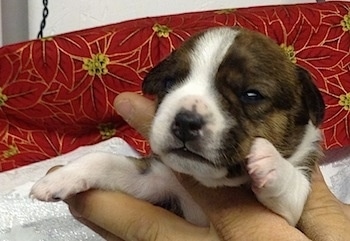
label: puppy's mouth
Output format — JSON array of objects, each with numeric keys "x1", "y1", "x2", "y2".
[{"x1": 169, "y1": 147, "x2": 211, "y2": 164}]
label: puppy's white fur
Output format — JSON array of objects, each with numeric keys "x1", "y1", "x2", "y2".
[
  {"x1": 31, "y1": 27, "x2": 323, "y2": 227},
  {"x1": 31, "y1": 152, "x2": 208, "y2": 226},
  {"x1": 150, "y1": 29, "x2": 239, "y2": 183}
]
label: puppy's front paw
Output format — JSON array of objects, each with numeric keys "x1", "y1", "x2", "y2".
[
  {"x1": 246, "y1": 138, "x2": 283, "y2": 192},
  {"x1": 30, "y1": 167, "x2": 89, "y2": 202}
]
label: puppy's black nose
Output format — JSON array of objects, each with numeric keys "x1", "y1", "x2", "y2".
[{"x1": 171, "y1": 110, "x2": 204, "y2": 142}]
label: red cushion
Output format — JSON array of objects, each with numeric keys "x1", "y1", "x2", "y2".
[{"x1": 0, "y1": 1, "x2": 349, "y2": 171}]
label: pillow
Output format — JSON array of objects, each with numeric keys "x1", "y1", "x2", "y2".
[{"x1": 0, "y1": 1, "x2": 349, "y2": 171}]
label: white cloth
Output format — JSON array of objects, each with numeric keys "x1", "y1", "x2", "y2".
[
  {"x1": 0, "y1": 138, "x2": 349, "y2": 240},
  {"x1": 0, "y1": 138, "x2": 139, "y2": 241},
  {"x1": 320, "y1": 146, "x2": 350, "y2": 204}
]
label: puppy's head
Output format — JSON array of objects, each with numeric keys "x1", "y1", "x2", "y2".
[{"x1": 143, "y1": 27, "x2": 325, "y2": 183}]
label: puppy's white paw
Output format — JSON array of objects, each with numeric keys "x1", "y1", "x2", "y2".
[
  {"x1": 246, "y1": 138, "x2": 283, "y2": 193},
  {"x1": 30, "y1": 168, "x2": 89, "y2": 202},
  {"x1": 246, "y1": 137, "x2": 312, "y2": 225}
]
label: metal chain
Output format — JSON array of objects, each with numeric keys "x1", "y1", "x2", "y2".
[{"x1": 37, "y1": 0, "x2": 49, "y2": 39}]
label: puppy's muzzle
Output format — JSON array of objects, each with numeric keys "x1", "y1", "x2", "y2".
[{"x1": 171, "y1": 110, "x2": 205, "y2": 142}]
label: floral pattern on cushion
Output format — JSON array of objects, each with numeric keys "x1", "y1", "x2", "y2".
[{"x1": 0, "y1": 2, "x2": 349, "y2": 171}]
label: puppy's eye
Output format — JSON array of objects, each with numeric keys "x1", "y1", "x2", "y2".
[
  {"x1": 240, "y1": 90, "x2": 264, "y2": 103},
  {"x1": 164, "y1": 77, "x2": 175, "y2": 92}
]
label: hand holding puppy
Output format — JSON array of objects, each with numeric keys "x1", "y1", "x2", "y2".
[{"x1": 63, "y1": 92, "x2": 350, "y2": 241}]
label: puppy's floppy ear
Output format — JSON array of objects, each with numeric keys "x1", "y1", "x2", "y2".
[
  {"x1": 142, "y1": 53, "x2": 175, "y2": 96},
  {"x1": 297, "y1": 66, "x2": 325, "y2": 126},
  {"x1": 142, "y1": 50, "x2": 190, "y2": 98}
]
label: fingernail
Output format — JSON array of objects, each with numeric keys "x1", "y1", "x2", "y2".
[
  {"x1": 115, "y1": 99, "x2": 134, "y2": 121},
  {"x1": 68, "y1": 205, "x2": 83, "y2": 218}
]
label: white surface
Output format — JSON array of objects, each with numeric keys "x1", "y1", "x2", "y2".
[
  {"x1": 0, "y1": 137, "x2": 139, "y2": 241},
  {"x1": 0, "y1": 137, "x2": 349, "y2": 240},
  {"x1": 0, "y1": 1, "x2": 2, "y2": 46},
  {"x1": 28, "y1": 0, "x2": 314, "y2": 39},
  {"x1": 321, "y1": 147, "x2": 350, "y2": 203},
  {"x1": 1, "y1": 0, "x2": 28, "y2": 45}
]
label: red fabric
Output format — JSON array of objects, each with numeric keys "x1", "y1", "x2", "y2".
[{"x1": 0, "y1": 1, "x2": 349, "y2": 171}]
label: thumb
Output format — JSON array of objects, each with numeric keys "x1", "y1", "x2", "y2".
[{"x1": 114, "y1": 92, "x2": 155, "y2": 138}]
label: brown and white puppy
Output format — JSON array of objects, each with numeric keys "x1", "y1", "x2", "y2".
[{"x1": 30, "y1": 27, "x2": 325, "y2": 226}]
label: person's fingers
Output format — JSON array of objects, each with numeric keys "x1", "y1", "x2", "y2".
[
  {"x1": 298, "y1": 166, "x2": 350, "y2": 241},
  {"x1": 179, "y1": 175, "x2": 310, "y2": 241},
  {"x1": 45, "y1": 166, "x2": 120, "y2": 240},
  {"x1": 114, "y1": 92, "x2": 155, "y2": 138},
  {"x1": 65, "y1": 189, "x2": 214, "y2": 241},
  {"x1": 341, "y1": 203, "x2": 350, "y2": 220},
  {"x1": 68, "y1": 205, "x2": 123, "y2": 241}
]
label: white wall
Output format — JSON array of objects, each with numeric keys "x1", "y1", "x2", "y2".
[
  {"x1": 0, "y1": 1, "x2": 2, "y2": 46},
  {"x1": 28, "y1": 0, "x2": 314, "y2": 40},
  {"x1": 1, "y1": 0, "x2": 28, "y2": 46}
]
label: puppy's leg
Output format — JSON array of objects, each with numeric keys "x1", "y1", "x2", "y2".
[
  {"x1": 30, "y1": 152, "x2": 208, "y2": 226},
  {"x1": 246, "y1": 138, "x2": 311, "y2": 226}
]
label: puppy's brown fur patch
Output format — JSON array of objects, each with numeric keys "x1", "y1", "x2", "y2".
[{"x1": 143, "y1": 27, "x2": 325, "y2": 179}]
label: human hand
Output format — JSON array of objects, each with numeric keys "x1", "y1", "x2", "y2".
[
  {"x1": 63, "y1": 92, "x2": 350, "y2": 241},
  {"x1": 299, "y1": 166, "x2": 350, "y2": 241}
]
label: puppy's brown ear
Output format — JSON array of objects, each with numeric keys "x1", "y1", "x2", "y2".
[
  {"x1": 297, "y1": 67, "x2": 325, "y2": 126},
  {"x1": 142, "y1": 50, "x2": 190, "y2": 99},
  {"x1": 142, "y1": 53, "x2": 175, "y2": 96}
]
